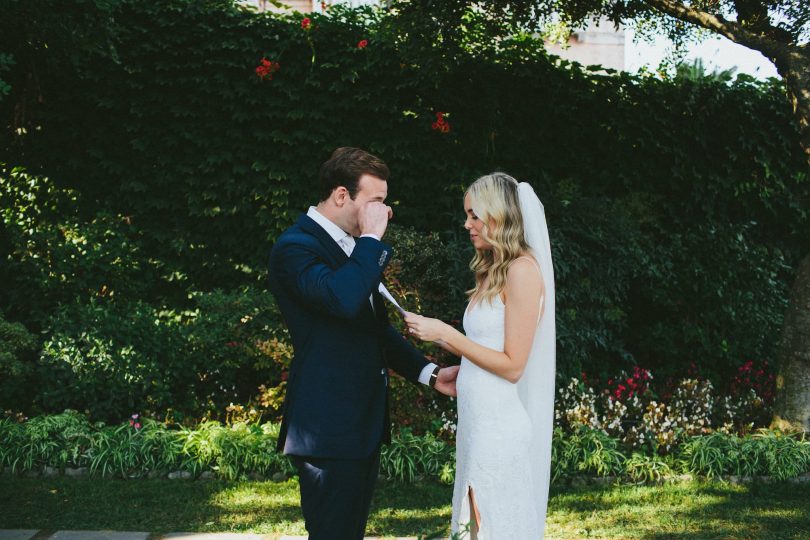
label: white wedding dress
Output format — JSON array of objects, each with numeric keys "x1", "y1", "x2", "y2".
[
  {"x1": 450, "y1": 258, "x2": 553, "y2": 539},
  {"x1": 448, "y1": 182, "x2": 556, "y2": 539}
]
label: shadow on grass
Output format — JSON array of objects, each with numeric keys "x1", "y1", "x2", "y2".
[
  {"x1": 0, "y1": 477, "x2": 303, "y2": 533},
  {"x1": 367, "y1": 480, "x2": 453, "y2": 537},
  {"x1": 4, "y1": 476, "x2": 808, "y2": 539},
  {"x1": 547, "y1": 480, "x2": 810, "y2": 540},
  {"x1": 0, "y1": 476, "x2": 454, "y2": 537}
]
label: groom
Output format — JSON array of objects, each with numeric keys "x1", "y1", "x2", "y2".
[{"x1": 268, "y1": 147, "x2": 459, "y2": 539}]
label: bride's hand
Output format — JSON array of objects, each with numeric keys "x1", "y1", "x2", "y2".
[{"x1": 404, "y1": 312, "x2": 448, "y2": 342}]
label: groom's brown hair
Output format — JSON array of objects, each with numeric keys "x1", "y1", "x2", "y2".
[{"x1": 318, "y1": 147, "x2": 389, "y2": 202}]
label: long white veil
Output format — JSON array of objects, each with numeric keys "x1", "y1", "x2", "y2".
[{"x1": 516, "y1": 181, "x2": 556, "y2": 536}]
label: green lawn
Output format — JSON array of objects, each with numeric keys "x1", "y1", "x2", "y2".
[{"x1": 1, "y1": 477, "x2": 808, "y2": 539}]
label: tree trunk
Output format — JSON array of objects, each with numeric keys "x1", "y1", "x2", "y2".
[
  {"x1": 769, "y1": 45, "x2": 810, "y2": 163},
  {"x1": 772, "y1": 253, "x2": 810, "y2": 433}
]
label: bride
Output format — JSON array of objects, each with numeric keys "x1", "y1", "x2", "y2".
[{"x1": 404, "y1": 173, "x2": 556, "y2": 539}]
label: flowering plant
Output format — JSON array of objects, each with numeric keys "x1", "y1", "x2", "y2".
[
  {"x1": 255, "y1": 58, "x2": 280, "y2": 81},
  {"x1": 557, "y1": 361, "x2": 776, "y2": 454},
  {"x1": 431, "y1": 111, "x2": 451, "y2": 133}
]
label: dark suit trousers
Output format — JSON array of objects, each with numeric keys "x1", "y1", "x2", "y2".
[{"x1": 292, "y1": 447, "x2": 382, "y2": 540}]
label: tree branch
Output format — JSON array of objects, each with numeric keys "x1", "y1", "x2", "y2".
[{"x1": 642, "y1": 0, "x2": 789, "y2": 59}]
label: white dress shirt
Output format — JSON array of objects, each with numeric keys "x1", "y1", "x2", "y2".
[{"x1": 307, "y1": 207, "x2": 437, "y2": 386}]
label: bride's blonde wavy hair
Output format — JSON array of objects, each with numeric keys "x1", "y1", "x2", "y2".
[{"x1": 466, "y1": 172, "x2": 530, "y2": 306}]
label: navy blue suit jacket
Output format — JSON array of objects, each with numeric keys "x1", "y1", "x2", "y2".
[{"x1": 268, "y1": 214, "x2": 429, "y2": 459}]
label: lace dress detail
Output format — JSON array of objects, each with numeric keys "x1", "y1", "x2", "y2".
[{"x1": 451, "y1": 261, "x2": 546, "y2": 539}]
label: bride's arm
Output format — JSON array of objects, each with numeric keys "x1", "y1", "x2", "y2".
[
  {"x1": 405, "y1": 259, "x2": 544, "y2": 383},
  {"x1": 435, "y1": 339, "x2": 462, "y2": 357}
]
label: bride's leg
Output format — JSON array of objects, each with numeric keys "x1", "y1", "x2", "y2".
[{"x1": 467, "y1": 487, "x2": 482, "y2": 539}]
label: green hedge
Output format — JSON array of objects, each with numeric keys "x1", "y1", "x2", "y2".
[
  {"x1": 1, "y1": 412, "x2": 808, "y2": 484},
  {"x1": 0, "y1": 0, "x2": 807, "y2": 420}
]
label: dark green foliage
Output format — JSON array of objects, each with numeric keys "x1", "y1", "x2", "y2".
[
  {"x1": 0, "y1": 165, "x2": 160, "y2": 329},
  {"x1": 0, "y1": 0, "x2": 807, "y2": 418},
  {"x1": 680, "y1": 429, "x2": 810, "y2": 481},
  {"x1": 3, "y1": 413, "x2": 808, "y2": 484},
  {"x1": 36, "y1": 287, "x2": 285, "y2": 423},
  {"x1": 0, "y1": 309, "x2": 38, "y2": 410}
]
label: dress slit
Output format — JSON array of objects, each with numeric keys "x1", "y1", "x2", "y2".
[{"x1": 458, "y1": 482, "x2": 485, "y2": 539}]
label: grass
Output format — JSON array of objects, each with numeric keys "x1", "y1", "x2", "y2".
[{"x1": 1, "y1": 476, "x2": 809, "y2": 539}]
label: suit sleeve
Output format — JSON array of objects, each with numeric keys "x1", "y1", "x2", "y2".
[
  {"x1": 381, "y1": 324, "x2": 429, "y2": 383},
  {"x1": 270, "y1": 235, "x2": 393, "y2": 319}
]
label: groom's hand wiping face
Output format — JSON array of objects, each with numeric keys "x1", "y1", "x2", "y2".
[
  {"x1": 358, "y1": 201, "x2": 392, "y2": 239},
  {"x1": 353, "y1": 174, "x2": 392, "y2": 238}
]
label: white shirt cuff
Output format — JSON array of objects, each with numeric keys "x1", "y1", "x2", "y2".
[
  {"x1": 360, "y1": 233, "x2": 381, "y2": 241},
  {"x1": 418, "y1": 363, "x2": 439, "y2": 385}
]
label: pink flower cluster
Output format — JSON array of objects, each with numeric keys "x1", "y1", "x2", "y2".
[
  {"x1": 606, "y1": 366, "x2": 652, "y2": 400},
  {"x1": 129, "y1": 413, "x2": 141, "y2": 429},
  {"x1": 731, "y1": 360, "x2": 775, "y2": 403}
]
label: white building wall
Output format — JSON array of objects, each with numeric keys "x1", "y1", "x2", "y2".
[{"x1": 544, "y1": 18, "x2": 625, "y2": 72}]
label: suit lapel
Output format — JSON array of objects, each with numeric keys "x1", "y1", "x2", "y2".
[{"x1": 296, "y1": 214, "x2": 349, "y2": 267}]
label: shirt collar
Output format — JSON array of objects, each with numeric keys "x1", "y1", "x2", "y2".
[{"x1": 307, "y1": 206, "x2": 351, "y2": 244}]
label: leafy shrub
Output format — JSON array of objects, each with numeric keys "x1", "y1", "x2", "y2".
[
  {"x1": 625, "y1": 452, "x2": 673, "y2": 484},
  {"x1": 0, "y1": 309, "x2": 38, "y2": 409},
  {"x1": 0, "y1": 165, "x2": 162, "y2": 330},
  {"x1": 556, "y1": 425, "x2": 627, "y2": 478},
  {"x1": 174, "y1": 420, "x2": 294, "y2": 480},
  {"x1": 752, "y1": 429, "x2": 809, "y2": 481},
  {"x1": 380, "y1": 428, "x2": 455, "y2": 483},
  {"x1": 2, "y1": 413, "x2": 808, "y2": 484},
  {"x1": 2, "y1": 410, "x2": 93, "y2": 472},
  {"x1": 679, "y1": 432, "x2": 736, "y2": 479},
  {"x1": 37, "y1": 287, "x2": 287, "y2": 422}
]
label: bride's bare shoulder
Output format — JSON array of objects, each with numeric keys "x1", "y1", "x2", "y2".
[
  {"x1": 504, "y1": 255, "x2": 544, "y2": 298},
  {"x1": 507, "y1": 254, "x2": 541, "y2": 277}
]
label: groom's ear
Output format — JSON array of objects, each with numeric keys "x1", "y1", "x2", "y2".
[{"x1": 333, "y1": 186, "x2": 350, "y2": 206}]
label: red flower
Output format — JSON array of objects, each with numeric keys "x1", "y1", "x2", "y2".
[
  {"x1": 301, "y1": 17, "x2": 312, "y2": 30},
  {"x1": 431, "y1": 111, "x2": 451, "y2": 133},
  {"x1": 357, "y1": 39, "x2": 369, "y2": 49},
  {"x1": 255, "y1": 58, "x2": 281, "y2": 81}
]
